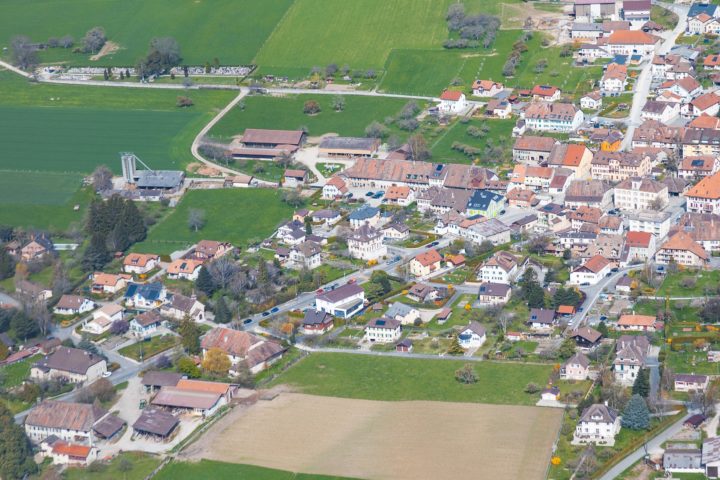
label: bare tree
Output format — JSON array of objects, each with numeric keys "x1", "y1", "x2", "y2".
[
  {"x1": 496, "y1": 312, "x2": 511, "y2": 336},
  {"x1": 91, "y1": 165, "x2": 113, "y2": 192},
  {"x1": 32, "y1": 300, "x2": 52, "y2": 336},
  {"x1": 407, "y1": 134, "x2": 430, "y2": 161},
  {"x1": 11, "y1": 36, "x2": 38, "y2": 71},
  {"x1": 187, "y1": 209, "x2": 206, "y2": 232},
  {"x1": 649, "y1": 197, "x2": 666, "y2": 211},
  {"x1": 82, "y1": 27, "x2": 106, "y2": 54},
  {"x1": 692, "y1": 385, "x2": 718, "y2": 416},
  {"x1": 207, "y1": 256, "x2": 239, "y2": 290}
]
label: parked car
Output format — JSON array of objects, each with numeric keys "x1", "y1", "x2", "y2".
[
  {"x1": 262, "y1": 311, "x2": 270, "y2": 317},
  {"x1": 243, "y1": 318, "x2": 253, "y2": 325},
  {"x1": 365, "y1": 191, "x2": 374, "y2": 197},
  {"x1": 271, "y1": 307, "x2": 279, "y2": 313}
]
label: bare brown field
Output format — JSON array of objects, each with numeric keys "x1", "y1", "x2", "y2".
[{"x1": 184, "y1": 393, "x2": 563, "y2": 480}]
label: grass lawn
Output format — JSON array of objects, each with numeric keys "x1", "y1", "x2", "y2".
[
  {"x1": 118, "y1": 335, "x2": 178, "y2": 361},
  {"x1": 657, "y1": 270, "x2": 720, "y2": 297},
  {"x1": 64, "y1": 452, "x2": 162, "y2": 480},
  {"x1": 0, "y1": 0, "x2": 292, "y2": 66},
  {"x1": 665, "y1": 349, "x2": 720, "y2": 375},
  {"x1": 0, "y1": 355, "x2": 42, "y2": 388},
  {"x1": 208, "y1": 94, "x2": 410, "y2": 141},
  {"x1": 651, "y1": 4, "x2": 679, "y2": 30},
  {"x1": 133, "y1": 189, "x2": 295, "y2": 254},
  {"x1": 156, "y1": 459, "x2": 360, "y2": 480},
  {"x1": 430, "y1": 117, "x2": 515, "y2": 164},
  {"x1": 634, "y1": 300, "x2": 701, "y2": 324},
  {"x1": 271, "y1": 352, "x2": 553, "y2": 405},
  {"x1": 378, "y1": 49, "x2": 468, "y2": 96}
]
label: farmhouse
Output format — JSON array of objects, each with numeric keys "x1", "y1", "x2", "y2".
[
  {"x1": 315, "y1": 283, "x2": 365, "y2": 319},
  {"x1": 477, "y1": 282, "x2": 512, "y2": 306},
  {"x1": 606, "y1": 30, "x2": 658, "y2": 59},
  {"x1": 322, "y1": 175, "x2": 348, "y2": 199},
  {"x1": 200, "y1": 327, "x2": 286, "y2": 374},
  {"x1": 232, "y1": 128, "x2": 305, "y2": 159},
  {"x1": 31, "y1": 347, "x2": 107, "y2": 384},
  {"x1": 655, "y1": 231, "x2": 709, "y2": 267},
  {"x1": 573, "y1": 404, "x2": 621, "y2": 446},
  {"x1": 122, "y1": 253, "x2": 159, "y2": 275},
  {"x1": 151, "y1": 385, "x2": 226, "y2": 417},
  {"x1": 675, "y1": 374, "x2": 709, "y2": 392},
  {"x1": 20, "y1": 235, "x2": 53, "y2": 261},
  {"x1": 574, "y1": 0, "x2": 618, "y2": 21},
  {"x1": 364, "y1": 317, "x2": 402, "y2": 343},
  {"x1": 318, "y1": 136, "x2": 379, "y2": 157},
  {"x1": 284, "y1": 169, "x2": 308, "y2": 188},
  {"x1": 25, "y1": 401, "x2": 109, "y2": 445},
  {"x1": 53, "y1": 295, "x2": 95, "y2": 316}
]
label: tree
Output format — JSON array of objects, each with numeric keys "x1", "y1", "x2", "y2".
[
  {"x1": 179, "y1": 317, "x2": 201, "y2": 354},
  {"x1": 138, "y1": 37, "x2": 182, "y2": 77},
  {"x1": 202, "y1": 347, "x2": 231, "y2": 376},
  {"x1": 51, "y1": 261, "x2": 72, "y2": 298},
  {"x1": 0, "y1": 248, "x2": 16, "y2": 281},
  {"x1": 0, "y1": 342, "x2": 8, "y2": 361},
  {"x1": 281, "y1": 190, "x2": 304, "y2": 208},
  {"x1": 364, "y1": 121, "x2": 388, "y2": 139},
  {"x1": 558, "y1": 338, "x2": 577, "y2": 360},
  {"x1": 11, "y1": 36, "x2": 39, "y2": 71},
  {"x1": 407, "y1": 134, "x2": 430, "y2": 161},
  {"x1": 447, "y1": 335, "x2": 465, "y2": 355},
  {"x1": 88, "y1": 378, "x2": 115, "y2": 403},
  {"x1": 596, "y1": 321, "x2": 609, "y2": 337},
  {"x1": 331, "y1": 95, "x2": 345, "y2": 112},
  {"x1": 110, "y1": 319, "x2": 129, "y2": 335},
  {"x1": 188, "y1": 209, "x2": 206, "y2": 232},
  {"x1": 196, "y1": 266, "x2": 215, "y2": 295},
  {"x1": 524, "y1": 382, "x2": 540, "y2": 394},
  {"x1": 176, "y1": 96, "x2": 194, "y2": 107},
  {"x1": 632, "y1": 368, "x2": 650, "y2": 398},
  {"x1": 176, "y1": 356, "x2": 201, "y2": 378},
  {"x1": 11, "y1": 311, "x2": 39, "y2": 341},
  {"x1": 82, "y1": 233, "x2": 111, "y2": 271},
  {"x1": 455, "y1": 364, "x2": 478, "y2": 384},
  {"x1": 692, "y1": 384, "x2": 718, "y2": 416},
  {"x1": 528, "y1": 236, "x2": 548, "y2": 255},
  {"x1": 81, "y1": 27, "x2": 106, "y2": 54},
  {"x1": 91, "y1": 165, "x2": 113, "y2": 192},
  {"x1": 701, "y1": 298, "x2": 720, "y2": 323},
  {"x1": 622, "y1": 394, "x2": 650, "y2": 430},
  {"x1": 649, "y1": 197, "x2": 666, "y2": 211},
  {"x1": 326, "y1": 63, "x2": 338, "y2": 77},
  {"x1": 303, "y1": 100, "x2": 321, "y2": 115},
  {"x1": 304, "y1": 217, "x2": 313, "y2": 235},
  {"x1": 553, "y1": 287, "x2": 581, "y2": 308},
  {"x1": 214, "y1": 297, "x2": 231, "y2": 324},
  {"x1": 0, "y1": 401, "x2": 37, "y2": 479}
]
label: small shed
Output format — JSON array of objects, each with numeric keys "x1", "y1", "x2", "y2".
[
  {"x1": 132, "y1": 408, "x2": 179, "y2": 439},
  {"x1": 396, "y1": 339, "x2": 413, "y2": 353}
]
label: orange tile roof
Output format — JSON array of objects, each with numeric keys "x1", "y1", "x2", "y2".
[
  {"x1": 123, "y1": 253, "x2": 158, "y2": 267},
  {"x1": 531, "y1": 85, "x2": 559, "y2": 97},
  {"x1": 176, "y1": 379, "x2": 231, "y2": 395},
  {"x1": 414, "y1": 249, "x2": 442, "y2": 267},
  {"x1": 692, "y1": 93, "x2": 720, "y2": 111},
  {"x1": 167, "y1": 259, "x2": 204, "y2": 275},
  {"x1": 580, "y1": 255, "x2": 611, "y2": 273},
  {"x1": 704, "y1": 54, "x2": 720, "y2": 67},
  {"x1": 607, "y1": 30, "x2": 656, "y2": 45},
  {"x1": 52, "y1": 442, "x2": 92, "y2": 458},
  {"x1": 660, "y1": 231, "x2": 709, "y2": 260},
  {"x1": 618, "y1": 314, "x2": 656, "y2": 327},
  {"x1": 689, "y1": 115, "x2": 720, "y2": 130},
  {"x1": 626, "y1": 231, "x2": 652, "y2": 247},
  {"x1": 472, "y1": 80, "x2": 502, "y2": 90},
  {"x1": 557, "y1": 305, "x2": 576, "y2": 315},
  {"x1": 385, "y1": 185, "x2": 411, "y2": 200},
  {"x1": 92, "y1": 272, "x2": 130, "y2": 287},
  {"x1": 440, "y1": 90, "x2": 463, "y2": 101},
  {"x1": 686, "y1": 171, "x2": 720, "y2": 199},
  {"x1": 563, "y1": 144, "x2": 588, "y2": 167}
]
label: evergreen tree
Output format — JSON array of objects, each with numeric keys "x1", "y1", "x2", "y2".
[
  {"x1": 622, "y1": 394, "x2": 650, "y2": 430},
  {"x1": 121, "y1": 199, "x2": 147, "y2": 244},
  {"x1": 179, "y1": 317, "x2": 201, "y2": 355},
  {"x1": 109, "y1": 221, "x2": 130, "y2": 252},
  {"x1": 214, "y1": 296, "x2": 231, "y2": 324},
  {"x1": 0, "y1": 247, "x2": 15, "y2": 280},
  {"x1": 632, "y1": 368, "x2": 650, "y2": 398},
  {"x1": 597, "y1": 321, "x2": 609, "y2": 337},
  {"x1": 304, "y1": 217, "x2": 312, "y2": 235},
  {"x1": 447, "y1": 335, "x2": 465, "y2": 355},
  {"x1": 0, "y1": 401, "x2": 36, "y2": 479},
  {"x1": 553, "y1": 287, "x2": 581, "y2": 308},
  {"x1": 82, "y1": 233, "x2": 111, "y2": 272},
  {"x1": 558, "y1": 338, "x2": 577, "y2": 360},
  {"x1": 196, "y1": 266, "x2": 215, "y2": 295},
  {"x1": 10, "y1": 311, "x2": 39, "y2": 341}
]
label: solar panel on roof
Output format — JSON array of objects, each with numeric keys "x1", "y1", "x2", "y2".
[{"x1": 691, "y1": 159, "x2": 704, "y2": 167}]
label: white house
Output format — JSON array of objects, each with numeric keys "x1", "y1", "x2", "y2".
[
  {"x1": 561, "y1": 352, "x2": 591, "y2": 380},
  {"x1": 25, "y1": 401, "x2": 110, "y2": 445},
  {"x1": 477, "y1": 282, "x2": 512, "y2": 306},
  {"x1": 288, "y1": 240, "x2": 322, "y2": 270},
  {"x1": 122, "y1": 253, "x2": 159, "y2": 275},
  {"x1": 573, "y1": 404, "x2": 622, "y2": 447},
  {"x1": 613, "y1": 335, "x2": 649, "y2": 385},
  {"x1": 322, "y1": 176, "x2": 348, "y2": 199},
  {"x1": 364, "y1": 317, "x2": 401, "y2": 343},
  {"x1": 82, "y1": 303, "x2": 123, "y2": 335},
  {"x1": 674, "y1": 374, "x2": 709, "y2": 392},
  {"x1": 477, "y1": 251, "x2": 518, "y2": 284},
  {"x1": 523, "y1": 102, "x2": 584, "y2": 133},
  {"x1": 385, "y1": 302, "x2": 421, "y2": 325},
  {"x1": 347, "y1": 224, "x2": 387, "y2": 261},
  {"x1": 570, "y1": 255, "x2": 612, "y2": 285},
  {"x1": 166, "y1": 259, "x2": 203, "y2": 281},
  {"x1": 581, "y1": 91, "x2": 603, "y2": 110},
  {"x1": 641, "y1": 101, "x2": 679, "y2": 123},
  {"x1": 160, "y1": 294, "x2": 206, "y2": 323},
  {"x1": 472, "y1": 80, "x2": 504, "y2": 97},
  {"x1": 124, "y1": 282, "x2": 167, "y2": 310},
  {"x1": 315, "y1": 283, "x2": 365, "y2": 319},
  {"x1": 129, "y1": 310, "x2": 162, "y2": 338},
  {"x1": 53, "y1": 295, "x2": 95, "y2": 316},
  {"x1": 409, "y1": 249, "x2": 443, "y2": 278},
  {"x1": 614, "y1": 177, "x2": 669, "y2": 211},
  {"x1": 438, "y1": 90, "x2": 468, "y2": 114},
  {"x1": 458, "y1": 321, "x2": 487, "y2": 349}
]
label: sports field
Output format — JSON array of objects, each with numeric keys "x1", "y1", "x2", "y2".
[
  {"x1": 208, "y1": 94, "x2": 410, "y2": 140},
  {"x1": 270, "y1": 352, "x2": 552, "y2": 405},
  {"x1": 0, "y1": 0, "x2": 292, "y2": 66},
  {"x1": 133, "y1": 189, "x2": 295, "y2": 254},
  {"x1": 183, "y1": 393, "x2": 562, "y2": 480}
]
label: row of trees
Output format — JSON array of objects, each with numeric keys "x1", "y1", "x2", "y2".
[
  {"x1": 502, "y1": 32, "x2": 532, "y2": 77},
  {"x1": 445, "y1": 3, "x2": 500, "y2": 49}
]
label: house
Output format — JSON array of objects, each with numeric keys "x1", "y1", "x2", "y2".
[
  {"x1": 365, "y1": 317, "x2": 402, "y2": 343},
  {"x1": 527, "y1": 308, "x2": 556, "y2": 330},
  {"x1": 385, "y1": 185, "x2": 414, "y2": 206},
  {"x1": 659, "y1": 76, "x2": 702, "y2": 100},
  {"x1": 674, "y1": 373, "x2": 709, "y2": 392},
  {"x1": 160, "y1": 293, "x2": 205, "y2": 323},
  {"x1": 316, "y1": 283, "x2": 365, "y2": 319},
  {"x1": 20, "y1": 235, "x2": 53, "y2": 261},
  {"x1": 417, "y1": 187, "x2": 473, "y2": 216},
  {"x1": 132, "y1": 407, "x2": 180, "y2": 439},
  {"x1": 641, "y1": 101, "x2": 679, "y2": 123},
  {"x1": 615, "y1": 275, "x2": 634, "y2": 293},
  {"x1": 574, "y1": 0, "x2": 618, "y2": 21},
  {"x1": 506, "y1": 188, "x2": 538, "y2": 208},
  {"x1": 15, "y1": 279, "x2": 52, "y2": 301},
  {"x1": 614, "y1": 177, "x2": 668, "y2": 211},
  {"x1": 485, "y1": 98, "x2": 512, "y2": 118},
  {"x1": 663, "y1": 444, "x2": 703, "y2": 474},
  {"x1": 523, "y1": 102, "x2": 584, "y2": 132},
  {"x1": 289, "y1": 240, "x2": 322, "y2": 270},
  {"x1": 300, "y1": 310, "x2": 333, "y2": 335},
  {"x1": 458, "y1": 321, "x2": 487, "y2": 349},
  {"x1": 687, "y1": 12, "x2": 720, "y2": 34},
  {"x1": 617, "y1": 313, "x2": 657, "y2": 332},
  {"x1": 382, "y1": 222, "x2": 410, "y2": 240},
  {"x1": 322, "y1": 175, "x2": 349, "y2": 199},
  {"x1": 561, "y1": 352, "x2": 591, "y2": 380},
  {"x1": 682, "y1": 129, "x2": 720, "y2": 159},
  {"x1": 606, "y1": 30, "x2": 658, "y2": 59},
  {"x1": 472, "y1": 79, "x2": 504, "y2": 97},
  {"x1": 627, "y1": 209, "x2": 673, "y2": 237},
  {"x1": 318, "y1": 136, "x2": 379, "y2": 158},
  {"x1": 613, "y1": 334, "x2": 649, "y2": 385},
  {"x1": 685, "y1": 171, "x2": 720, "y2": 214},
  {"x1": 91, "y1": 272, "x2": 130, "y2": 294},
  {"x1": 465, "y1": 189, "x2": 505, "y2": 218},
  {"x1": 705, "y1": 53, "x2": 720, "y2": 70},
  {"x1": 82, "y1": 304, "x2": 123, "y2": 335},
  {"x1": 623, "y1": 0, "x2": 651, "y2": 26},
  {"x1": 462, "y1": 218, "x2": 512, "y2": 245},
  {"x1": 570, "y1": 255, "x2": 612, "y2": 285},
  {"x1": 477, "y1": 251, "x2": 518, "y2": 284},
  {"x1": 410, "y1": 249, "x2": 443, "y2": 277},
  {"x1": 396, "y1": 339, "x2": 413, "y2": 353},
  {"x1": 53, "y1": 295, "x2": 95, "y2": 316},
  {"x1": 124, "y1": 282, "x2": 167, "y2": 310},
  {"x1": 438, "y1": 90, "x2": 468, "y2": 114},
  {"x1": 311, "y1": 209, "x2": 342, "y2": 226},
  {"x1": 673, "y1": 212, "x2": 720, "y2": 252},
  {"x1": 531, "y1": 85, "x2": 562, "y2": 102},
  {"x1": 200, "y1": 327, "x2": 286, "y2": 374},
  {"x1": 189, "y1": 240, "x2": 233, "y2": 261},
  {"x1": 25, "y1": 401, "x2": 109, "y2": 445},
  {"x1": 129, "y1": 310, "x2": 163, "y2": 338},
  {"x1": 385, "y1": 302, "x2": 421, "y2": 325},
  {"x1": 601, "y1": 64, "x2": 628, "y2": 95},
  {"x1": 41, "y1": 438, "x2": 98, "y2": 466},
  {"x1": 122, "y1": 253, "x2": 159, "y2": 275},
  {"x1": 679, "y1": 155, "x2": 718, "y2": 179},
  {"x1": 232, "y1": 128, "x2": 304, "y2": 159},
  {"x1": 548, "y1": 143, "x2": 594, "y2": 179},
  {"x1": 687, "y1": 93, "x2": 720, "y2": 118},
  {"x1": 407, "y1": 283, "x2": 442, "y2": 303},
  {"x1": 512, "y1": 136, "x2": 558, "y2": 164},
  {"x1": 283, "y1": 169, "x2": 308, "y2": 188},
  {"x1": 571, "y1": 22, "x2": 605, "y2": 39},
  {"x1": 704, "y1": 437, "x2": 720, "y2": 479},
  {"x1": 581, "y1": 91, "x2": 603, "y2": 110},
  {"x1": 570, "y1": 326, "x2": 603, "y2": 349},
  {"x1": 166, "y1": 259, "x2": 203, "y2": 281},
  {"x1": 349, "y1": 205, "x2": 381, "y2": 229},
  {"x1": 623, "y1": 231, "x2": 656, "y2": 265},
  {"x1": 347, "y1": 225, "x2": 387, "y2": 261},
  {"x1": 31, "y1": 347, "x2": 107, "y2": 384},
  {"x1": 573, "y1": 404, "x2": 622, "y2": 446},
  {"x1": 655, "y1": 231, "x2": 709, "y2": 267},
  {"x1": 477, "y1": 282, "x2": 512, "y2": 306},
  {"x1": 564, "y1": 180, "x2": 613, "y2": 209}
]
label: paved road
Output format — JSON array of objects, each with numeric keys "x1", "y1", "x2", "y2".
[
  {"x1": 597, "y1": 411, "x2": 694, "y2": 480},
  {"x1": 0, "y1": 59, "x2": 32, "y2": 78}
]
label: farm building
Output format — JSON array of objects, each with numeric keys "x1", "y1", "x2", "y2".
[{"x1": 318, "y1": 136, "x2": 379, "y2": 157}]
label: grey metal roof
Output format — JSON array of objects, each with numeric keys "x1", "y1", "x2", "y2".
[
  {"x1": 319, "y1": 136, "x2": 378, "y2": 150},
  {"x1": 135, "y1": 170, "x2": 184, "y2": 189}
]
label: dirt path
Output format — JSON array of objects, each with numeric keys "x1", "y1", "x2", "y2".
[{"x1": 183, "y1": 392, "x2": 562, "y2": 480}]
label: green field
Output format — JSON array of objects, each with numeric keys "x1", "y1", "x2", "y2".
[
  {"x1": 156, "y1": 460, "x2": 359, "y2": 480},
  {"x1": 431, "y1": 117, "x2": 515, "y2": 164},
  {"x1": 64, "y1": 452, "x2": 161, "y2": 480},
  {"x1": 118, "y1": 335, "x2": 178, "y2": 361},
  {"x1": 134, "y1": 189, "x2": 295, "y2": 254},
  {"x1": 208, "y1": 94, "x2": 410, "y2": 140},
  {"x1": 0, "y1": 355, "x2": 42, "y2": 388},
  {"x1": 657, "y1": 270, "x2": 720, "y2": 297},
  {"x1": 271, "y1": 352, "x2": 553, "y2": 405},
  {"x1": 378, "y1": 49, "x2": 467, "y2": 96},
  {"x1": 0, "y1": 0, "x2": 292, "y2": 66}
]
